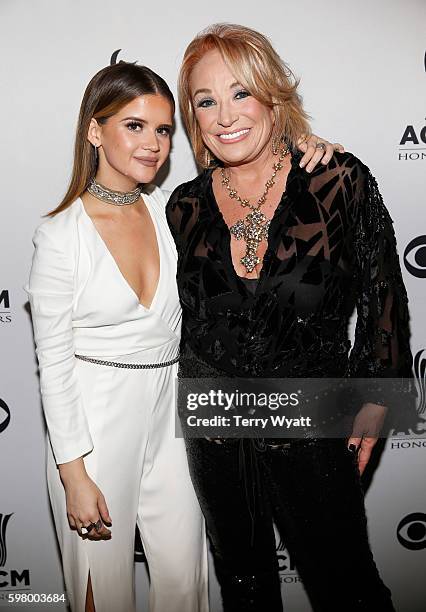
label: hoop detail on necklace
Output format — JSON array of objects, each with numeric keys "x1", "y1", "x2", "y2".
[{"x1": 221, "y1": 145, "x2": 289, "y2": 273}]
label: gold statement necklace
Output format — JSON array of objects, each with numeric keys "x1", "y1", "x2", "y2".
[{"x1": 220, "y1": 145, "x2": 289, "y2": 274}]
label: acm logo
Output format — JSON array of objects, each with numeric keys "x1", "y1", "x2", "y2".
[
  {"x1": 391, "y1": 349, "x2": 426, "y2": 438},
  {"x1": 0, "y1": 514, "x2": 12, "y2": 566},
  {"x1": 275, "y1": 534, "x2": 303, "y2": 585},
  {"x1": 389, "y1": 348, "x2": 426, "y2": 442},
  {"x1": 0, "y1": 514, "x2": 30, "y2": 589},
  {"x1": 414, "y1": 350, "x2": 426, "y2": 417},
  {"x1": 0, "y1": 290, "x2": 11, "y2": 324},
  {"x1": 400, "y1": 124, "x2": 426, "y2": 147},
  {"x1": 398, "y1": 123, "x2": 426, "y2": 161}
]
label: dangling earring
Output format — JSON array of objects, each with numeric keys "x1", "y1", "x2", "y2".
[
  {"x1": 204, "y1": 147, "x2": 212, "y2": 167},
  {"x1": 93, "y1": 143, "x2": 98, "y2": 162},
  {"x1": 271, "y1": 136, "x2": 279, "y2": 156}
]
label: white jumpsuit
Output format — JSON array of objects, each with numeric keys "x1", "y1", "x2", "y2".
[{"x1": 26, "y1": 187, "x2": 208, "y2": 612}]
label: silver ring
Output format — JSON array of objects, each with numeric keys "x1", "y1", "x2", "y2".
[
  {"x1": 315, "y1": 142, "x2": 326, "y2": 151},
  {"x1": 81, "y1": 519, "x2": 103, "y2": 535}
]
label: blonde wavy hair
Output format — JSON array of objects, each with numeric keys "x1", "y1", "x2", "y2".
[{"x1": 178, "y1": 23, "x2": 311, "y2": 168}]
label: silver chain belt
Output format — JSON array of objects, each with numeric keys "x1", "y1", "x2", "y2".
[{"x1": 75, "y1": 354, "x2": 179, "y2": 369}]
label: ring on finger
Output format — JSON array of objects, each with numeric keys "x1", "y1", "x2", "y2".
[
  {"x1": 315, "y1": 142, "x2": 326, "y2": 151},
  {"x1": 81, "y1": 519, "x2": 102, "y2": 535}
]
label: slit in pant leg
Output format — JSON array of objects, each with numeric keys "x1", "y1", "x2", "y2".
[{"x1": 85, "y1": 572, "x2": 96, "y2": 612}]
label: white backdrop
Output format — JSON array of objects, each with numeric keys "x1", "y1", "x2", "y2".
[{"x1": 1, "y1": 0, "x2": 425, "y2": 610}]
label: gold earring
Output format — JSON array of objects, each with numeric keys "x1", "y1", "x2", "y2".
[
  {"x1": 272, "y1": 137, "x2": 279, "y2": 156},
  {"x1": 204, "y1": 148, "x2": 212, "y2": 167}
]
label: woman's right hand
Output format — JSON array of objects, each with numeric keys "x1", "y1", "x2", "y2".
[{"x1": 59, "y1": 458, "x2": 112, "y2": 539}]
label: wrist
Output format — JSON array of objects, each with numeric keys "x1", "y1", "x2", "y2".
[{"x1": 58, "y1": 457, "x2": 88, "y2": 485}]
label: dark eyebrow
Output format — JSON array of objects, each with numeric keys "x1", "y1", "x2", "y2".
[
  {"x1": 193, "y1": 82, "x2": 244, "y2": 97},
  {"x1": 120, "y1": 116, "x2": 173, "y2": 128},
  {"x1": 120, "y1": 116, "x2": 147, "y2": 122}
]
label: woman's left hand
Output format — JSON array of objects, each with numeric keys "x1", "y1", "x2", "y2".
[
  {"x1": 297, "y1": 134, "x2": 344, "y2": 173},
  {"x1": 347, "y1": 403, "x2": 387, "y2": 475}
]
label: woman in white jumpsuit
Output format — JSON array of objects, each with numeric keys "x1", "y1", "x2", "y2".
[{"x1": 26, "y1": 63, "x2": 208, "y2": 612}]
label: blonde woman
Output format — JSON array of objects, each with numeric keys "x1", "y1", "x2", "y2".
[{"x1": 167, "y1": 23, "x2": 414, "y2": 611}]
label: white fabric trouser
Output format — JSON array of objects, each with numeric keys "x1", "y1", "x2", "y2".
[{"x1": 47, "y1": 352, "x2": 208, "y2": 612}]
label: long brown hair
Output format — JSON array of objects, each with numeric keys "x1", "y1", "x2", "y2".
[
  {"x1": 178, "y1": 23, "x2": 311, "y2": 168},
  {"x1": 48, "y1": 63, "x2": 175, "y2": 216}
]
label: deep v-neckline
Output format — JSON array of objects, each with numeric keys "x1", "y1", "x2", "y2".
[{"x1": 79, "y1": 196, "x2": 162, "y2": 311}]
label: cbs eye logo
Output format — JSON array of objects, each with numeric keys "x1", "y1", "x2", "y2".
[
  {"x1": 397, "y1": 513, "x2": 426, "y2": 550},
  {"x1": 404, "y1": 236, "x2": 426, "y2": 278},
  {"x1": 0, "y1": 399, "x2": 10, "y2": 434}
]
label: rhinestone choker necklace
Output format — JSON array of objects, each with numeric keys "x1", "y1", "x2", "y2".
[{"x1": 87, "y1": 178, "x2": 142, "y2": 206}]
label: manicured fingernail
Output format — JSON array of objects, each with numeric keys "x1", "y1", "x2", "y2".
[
  {"x1": 299, "y1": 161, "x2": 305, "y2": 168},
  {"x1": 348, "y1": 443, "x2": 357, "y2": 453}
]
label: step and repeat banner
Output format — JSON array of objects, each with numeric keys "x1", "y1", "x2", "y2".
[{"x1": 1, "y1": 1, "x2": 425, "y2": 610}]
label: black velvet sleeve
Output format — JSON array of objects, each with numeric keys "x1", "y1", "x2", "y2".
[
  {"x1": 166, "y1": 182, "x2": 199, "y2": 256},
  {"x1": 349, "y1": 168, "x2": 418, "y2": 431}
]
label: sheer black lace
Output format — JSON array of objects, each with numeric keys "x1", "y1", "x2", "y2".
[{"x1": 166, "y1": 151, "x2": 418, "y2": 429}]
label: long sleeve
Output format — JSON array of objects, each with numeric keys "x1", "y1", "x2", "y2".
[
  {"x1": 26, "y1": 223, "x2": 93, "y2": 464},
  {"x1": 166, "y1": 184, "x2": 186, "y2": 255},
  {"x1": 349, "y1": 169, "x2": 418, "y2": 431},
  {"x1": 166, "y1": 182, "x2": 199, "y2": 255}
]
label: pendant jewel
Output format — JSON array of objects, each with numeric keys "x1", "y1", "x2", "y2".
[
  {"x1": 248, "y1": 209, "x2": 267, "y2": 225},
  {"x1": 229, "y1": 215, "x2": 271, "y2": 243},
  {"x1": 222, "y1": 144, "x2": 289, "y2": 273},
  {"x1": 229, "y1": 219, "x2": 246, "y2": 241},
  {"x1": 240, "y1": 252, "x2": 261, "y2": 274}
]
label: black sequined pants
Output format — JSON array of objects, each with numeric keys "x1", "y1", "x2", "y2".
[{"x1": 184, "y1": 437, "x2": 395, "y2": 612}]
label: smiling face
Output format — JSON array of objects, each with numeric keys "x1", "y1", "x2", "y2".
[
  {"x1": 190, "y1": 49, "x2": 275, "y2": 167},
  {"x1": 89, "y1": 94, "x2": 173, "y2": 189}
]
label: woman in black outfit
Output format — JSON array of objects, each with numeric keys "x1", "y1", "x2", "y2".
[{"x1": 167, "y1": 23, "x2": 416, "y2": 612}]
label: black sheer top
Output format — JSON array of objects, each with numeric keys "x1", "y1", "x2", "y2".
[{"x1": 166, "y1": 151, "x2": 416, "y2": 422}]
